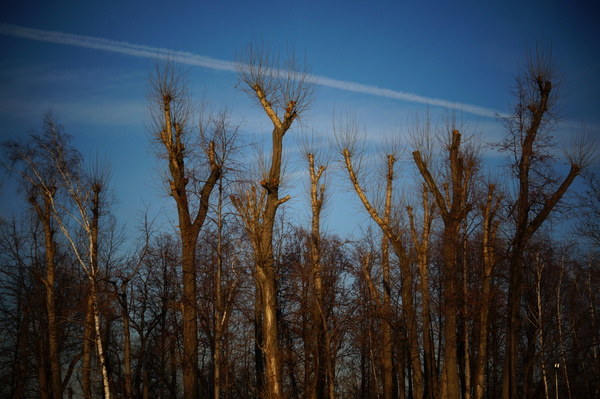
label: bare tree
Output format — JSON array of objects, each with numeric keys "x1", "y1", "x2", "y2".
[
  {"x1": 232, "y1": 41, "x2": 315, "y2": 398},
  {"x1": 105, "y1": 213, "x2": 153, "y2": 399},
  {"x1": 0, "y1": 216, "x2": 46, "y2": 398},
  {"x1": 413, "y1": 129, "x2": 477, "y2": 398},
  {"x1": 337, "y1": 116, "x2": 423, "y2": 399},
  {"x1": 147, "y1": 56, "x2": 223, "y2": 399},
  {"x1": 301, "y1": 141, "x2": 334, "y2": 399},
  {"x1": 51, "y1": 156, "x2": 116, "y2": 399},
  {"x1": 472, "y1": 184, "x2": 502, "y2": 399},
  {"x1": 2, "y1": 113, "x2": 81, "y2": 399},
  {"x1": 575, "y1": 172, "x2": 600, "y2": 247},
  {"x1": 204, "y1": 107, "x2": 241, "y2": 399},
  {"x1": 499, "y1": 45, "x2": 588, "y2": 399},
  {"x1": 407, "y1": 183, "x2": 438, "y2": 399}
]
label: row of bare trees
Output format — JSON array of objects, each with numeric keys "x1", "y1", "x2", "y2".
[{"x1": 1, "y1": 43, "x2": 598, "y2": 399}]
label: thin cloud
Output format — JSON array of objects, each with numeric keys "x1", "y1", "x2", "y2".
[{"x1": 1, "y1": 23, "x2": 506, "y2": 118}]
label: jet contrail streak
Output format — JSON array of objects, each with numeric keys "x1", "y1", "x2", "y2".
[{"x1": 0, "y1": 23, "x2": 506, "y2": 118}]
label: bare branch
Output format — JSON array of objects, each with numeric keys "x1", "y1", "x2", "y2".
[
  {"x1": 563, "y1": 126, "x2": 599, "y2": 170},
  {"x1": 235, "y1": 41, "x2": 316, "y2": 129}
]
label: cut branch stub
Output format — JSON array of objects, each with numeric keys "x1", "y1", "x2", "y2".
[{"x1": 284, "y1": 100, "x2": 297, "y2": 120}]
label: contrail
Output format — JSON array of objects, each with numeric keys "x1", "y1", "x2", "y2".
[
  {"x1": 0, "y1": 23, "x2": 236, "y2": 72},
  {"x1": 0, "y1": 23, "x2": 505, "y2": 118}
]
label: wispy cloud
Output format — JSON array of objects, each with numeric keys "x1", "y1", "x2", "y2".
[{"x1": 0, "y1": 23, "x2": 506, "y2": 118}]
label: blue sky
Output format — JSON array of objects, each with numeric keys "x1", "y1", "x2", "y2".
[{"x1": 1, "y1": 0, "x2": 599, "y2": 237}]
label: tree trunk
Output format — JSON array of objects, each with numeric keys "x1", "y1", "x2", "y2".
[
  {"x1": 534, "y1": 258, "x2": 550, "y2": 399},
  {"x1": 37, "y1": 335, "x2": 49, "y2": 399},
  {"x1": 556, "y1": 262, "x2": 572, "y2": 399},
  {"x1": 408, "y1": 185, "x2": 436, "y2": 399},
  {"x1": 83, "y1": 294, "x2": 94, "y2": 399},
  {"x1": 307, "y1": 153, "x2": 330, "y2": 399},
  {"x1": 342, "y1": 149, "x2": 423, "y2": 399},
  {"x1": 473, "y1": 185, "x2": 500, "y2": 399},
  {"x1": 234, "y1": 45, "x2": 313, "y2": 396},
  {"x1": 122, "y1": 288, "x2": 133, "y2": 399},
  {"x1": 91, "y1": 281, "x2": 111, "y2": 399},
  {"x1": 442, "y1": 219, "x2": 461, "y2": 399},
  {"x1": 260, "y1": 265, "x2": 282, "y2": 398},
  {"x1": 214, "y1": 223, "x2": 223, "y2": 399},
  {"x1": 462, "y1": 227, "x2": 471, "y2": 399},
  {"x1": 148, "y1": 58, "x2": 222, "y2": 399},
  {"x1": 12, "y1": 306, "x2": 28, "y2": 399},
  {"x1": 381, "y1": 155, "x2": 394, "y2": 399},
  {"x1": 413, "y1": 130, "x2": 470, "y2": 399},
  {"x1": 31, "y1": 191, "x2": 63, "y2": 399},
  {"x1": 254, "y1": 289, "x2": 265, "y2": 398},
  {"x1": 232, "y1": 114, "x2": 297, "y2": 398},
  {"x1": 181, "y1": 233, "x2": 200, "y2": 399},
  {"x1": 89, "y1": 183, "x2": 111, "y2": 399}
]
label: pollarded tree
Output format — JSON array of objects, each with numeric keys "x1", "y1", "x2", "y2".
[
  {"x1": 147, "y1": 56, "x2": 224, "y2": 399},
  {"x1": 337, "y1": 117, "x2": 422, "y2": 399},
  {"x1": 304, "y1": 149, "x2": 334, "y2": 399},
  {"x1": 407, "y1": 183, "x2": 438, "y2": 399},
  {"x1": 231, "y1": 41, "x2": 315, "y2": 399},
  {"x1": 499, "y1": 45, "x2": 592, "y2": 399},
  {"x1": 413, "y1": 128, "x2": 478, "y2": 399}
]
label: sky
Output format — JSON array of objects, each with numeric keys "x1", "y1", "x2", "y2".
[{"x1": 1, "y1": 0, "x2": 599, "y2": 239}]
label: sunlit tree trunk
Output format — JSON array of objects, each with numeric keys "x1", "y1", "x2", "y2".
[
  {"x1": 381, "y1": 155, "x2": 394, "y2": 399},
  {"x1": 232, "y1": 122, "x2": 291, "y2": 398},
  {"x1": 305, "y1": 152, "x2": 332, "y2": 399}
]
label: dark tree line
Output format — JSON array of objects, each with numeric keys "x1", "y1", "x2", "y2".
[{"x1": 1, "y1": 44, "x2": 598, "y2": 399}]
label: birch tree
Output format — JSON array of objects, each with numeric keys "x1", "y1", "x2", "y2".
[
  {"x1": 2, "y1": 113, "x2": 81, "y2": 399},
  {"x1": 56, "y1": 158, "x2": 115, "y2": 399}
]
